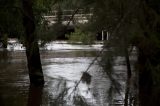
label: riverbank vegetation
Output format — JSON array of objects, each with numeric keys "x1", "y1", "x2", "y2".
[{"x1": 66, "y1": 29, "x2": 95, "y2": 45}]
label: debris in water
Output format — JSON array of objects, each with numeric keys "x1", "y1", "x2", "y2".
[{"x1": 81, "y1": 72, "x2": 92, "y2": 84}]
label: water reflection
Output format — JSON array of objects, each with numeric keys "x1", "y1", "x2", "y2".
[
  {"x1": 28, "y1": 85, "x2": 43, "y2": 106},
  {"x1": 0, "y1": 40, "x2": 138, "y2": 106},
  {"x1": 0, "y1": 49, "x2": 9, "y2": 62}
]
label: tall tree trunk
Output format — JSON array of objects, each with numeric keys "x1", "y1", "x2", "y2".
[
  {"x1": 124, "y1": 78, "x2": 131, "y2": 106},
  {"x1": 22, "y1": 0, "x2": 44, "y2": 85},
  {"x1": 123, "y1": 33, "x2": 132, "y2": 78},
  {"x1": 125, "y1": 47, "x2": 132, "y2": 78}
]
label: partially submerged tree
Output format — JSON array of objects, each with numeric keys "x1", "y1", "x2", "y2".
[
  {"x1": 22, "y1": 0, "x2": 44, "y2": 85},
  {"x1": 0, "y1": 0, "x2": 55, "y2": 86}
]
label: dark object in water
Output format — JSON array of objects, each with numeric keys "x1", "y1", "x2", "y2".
[{"x1": 81, "y1": 72, "x2": 92, "y2": 84}]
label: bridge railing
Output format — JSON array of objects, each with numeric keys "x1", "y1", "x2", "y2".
[{"x1": 43, "y1": 9, "x2": 93, "y2": 25}]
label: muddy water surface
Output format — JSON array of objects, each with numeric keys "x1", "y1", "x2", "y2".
[{"x1": 0, "y1": 41, "x2": 129, "y2": 106}]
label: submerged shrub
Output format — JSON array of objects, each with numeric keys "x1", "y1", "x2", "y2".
[{"x1": 66, "y1": 29, "x2": 95, "y2": 45}]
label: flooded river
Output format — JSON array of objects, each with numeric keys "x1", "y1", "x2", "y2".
[{"x1": 0, "y1": 40, "x2": 136, "y2": 106}]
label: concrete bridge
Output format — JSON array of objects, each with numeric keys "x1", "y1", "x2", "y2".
[{"x1": 43, "y1": 9, "x2": 93, "y2": 25}]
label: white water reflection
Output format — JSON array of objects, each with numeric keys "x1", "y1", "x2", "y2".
[
  {"x1": 0, "y1": 39, "x2": 131, "y2": 106},
  {"x1": 44, "y1": 41, "x2": 102, "y2": 51},
  {"x1": 43, "y1": 58, "x2": 96, "y2": 81},
  {"x1": 7, "y1": 39, "x2": 103, "y2": 51},
  {"x1": 42, "y1": 57, "x2": 102, "y2": 105}
]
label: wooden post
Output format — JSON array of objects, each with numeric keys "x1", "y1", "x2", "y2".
[
  {"x1": 107, "y1": 31, "x2": 109, "y2": 40},
  {"x1": 102, "y1": 30, "x2": 104, "y2": 41}
]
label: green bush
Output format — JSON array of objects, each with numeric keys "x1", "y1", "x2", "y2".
[{"x1": 66, "y1": 29, "x2": 95, "y2": 45}]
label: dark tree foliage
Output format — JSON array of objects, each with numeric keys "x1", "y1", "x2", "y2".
[
  {"x1": 81, "y1": 0, "x2": 160, "y2": 105},
  {"x1": 136, "y1": 0, "x2": 160, "y2": 106}
]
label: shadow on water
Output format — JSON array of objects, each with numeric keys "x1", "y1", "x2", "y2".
[
  {"x1": 27, "y1": 85, "x2": 43, "y2": 106},
  {"x1": 73, "y1": 94, "x2": 90, "y2": 106},
  {"x1": 124, "y1": 77, "x2": 138, "y2": 106},
  {"x1": 0, "y1": 49, "x2": 9, "y2": 62},
  {"x1": 139, "y1": 84, "x2": 160, "y2": 106},
  {"x1": 47, "y1": 79, "x2": 68, "y2": 105},
  {"x1": 0, "y1": 49, "x2": 29, "y2": 106},
  {"x1": 42, "y1": 76, "x2": 92, "y2": 106}
]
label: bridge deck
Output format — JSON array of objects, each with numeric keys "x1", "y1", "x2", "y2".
[{"x1": 44, "y1": 9, "x2": 93, "y2": 25}]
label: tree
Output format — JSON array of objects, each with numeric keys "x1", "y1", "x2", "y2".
[
  {"x1": 0, "y1": 0, "x2": 56, "y2": 86},
  {"x1": 22, "y1": 0, "x2": 44, "y2": 85}
]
